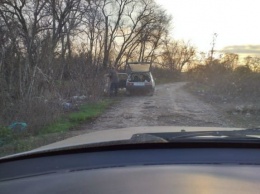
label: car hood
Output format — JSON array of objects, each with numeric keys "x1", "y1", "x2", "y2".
[{"x1": 1, "y1": 126, "x2": 246, "y2": 160}]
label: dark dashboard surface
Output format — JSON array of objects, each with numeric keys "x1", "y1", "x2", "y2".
[
  {"x1": 1, "y1": 165, "x2": 260, "y2": 194},
  {"x1": 0, "y1": 146, "x2": 260, "y2": 194}
]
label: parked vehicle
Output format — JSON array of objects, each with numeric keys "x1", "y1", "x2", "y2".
[
  {"x1": 104, "y1": 73, "x2": 128, "y2": 95},
  {"x1": 125, "y1": 62, "x2": 155, "y2": 96},
  {"x1": 117, "y1": 73, "x2": 128, "y2": 89}
]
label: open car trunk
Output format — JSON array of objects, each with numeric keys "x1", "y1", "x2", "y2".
[
  {"x1": 126, "y1": 62, "x2": 151, "y2": 73},
  {"x1": 129, "y1": 73, "x2": 151, "y2": 82}
]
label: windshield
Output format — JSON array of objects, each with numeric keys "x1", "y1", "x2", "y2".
[{"x1": 0, "y1": 0, "x2": 259, "y2": 157}]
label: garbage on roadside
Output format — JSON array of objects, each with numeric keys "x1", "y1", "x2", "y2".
[
  {"x1": 72, "y1": 95, "x2": 87, "y2": 101},
  {"x1": 63, "y1": 102, "x2": 72, "y2": 110},
  {"x1": 8, "y1": 122, "x2": 27, "y2": 131}
]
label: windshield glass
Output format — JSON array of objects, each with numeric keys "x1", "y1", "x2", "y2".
[{"x1": 0, "y1": 0, "x2": 259, "y2": 157}]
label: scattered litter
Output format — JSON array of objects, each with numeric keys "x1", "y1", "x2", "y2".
[
  {"x1": 245, "y1": 113, "x2": 251, "y2": 117},
  {"x1": 72, "y1": 95, "x2": 87, "y2": 100},
  {"x1": 63, "y1": 102, "x2": 72, "y2": 110},
  {"x1": 235, "y1": 105, "x2": 244, "y2": 112},
  {"x1": 79, "y1": 95, "x2": 87, "y2": 100},
  {"x1": 9, "y1": 122, "x2": 27, "y2": 131}
]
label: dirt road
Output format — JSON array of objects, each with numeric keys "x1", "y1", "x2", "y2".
[
  {"x1": 0, "y1": 82, "x2": 236, "y2": 156},
  {"x1": 89, "y1": 82, "x2": 234, "y2": 130}
]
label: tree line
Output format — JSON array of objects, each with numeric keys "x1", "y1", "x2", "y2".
[
  {"x1": 0, "y1": 0, "x2": 201, "y2": 100},
  {"x1": 1, "y1": 0, "x2": 258, "y2": 123}
]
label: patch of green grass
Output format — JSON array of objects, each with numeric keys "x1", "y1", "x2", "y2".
[
  {"x1": 41, "y1": 99, "x2": 113, "y2": 134},
  {"x1": 69, "y1": 101, "x2": 109, "y2": 123},
  {"x1": 0, "y1": 100, "x2": 113, "y2": 143},
  {"x1": 0, "y1": 126, "x2": 13, "y2": 146},
  {"x1": 0, "y1": 126, "x2": 28, "y2": 146},
  {"x1": 1, "y1": 136, "x2": 48, "y2": 156},
  {"x1": 12, "y1": 137, "x2": 36, "y2": 153},
  {"x1": 41, "y1": 120, "x2": 76, "y2": 134},
  {"x1": 0, "y1": 99, "x2": 114, "y2": 156}
]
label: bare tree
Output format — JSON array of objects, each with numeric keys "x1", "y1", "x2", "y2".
[
  {"x1": 45, "y1": 0, "x2": 83, "y2": 77},
  {"x1": 81, "y1": 0, "x2": 105, "y2": 67},
  {"x1": 0, "y1": 0, "x2": 173, "y2": 119},
  {"x1": 244, "y1": 56, "x2": 260, "y2": 72},
  {"x1": 208, "y1": 32, "x2": 217, "y2": 66},
  {"x1": 0, "y1": 0, "x2": 50, "y2": 99},
  {"x1": 220, "y1": 53, "x2": 239, "y2": 70},
  {"x1": 160, "y1": 39, "x2": 196, "y2": 72},
  {"x1": 116, "y1": 0, "x2": 171, "y2": 66}
]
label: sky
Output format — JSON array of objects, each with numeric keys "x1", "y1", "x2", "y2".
[{"x1": 155, "y1": 0, "x2": 260, "y2": 56}]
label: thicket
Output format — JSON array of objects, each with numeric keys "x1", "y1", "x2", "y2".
[
  {"x1": 0, "y1": 0, "x2": 172, "y2": 131},
  {"x1": 187, "y1": 60, "x2": 260, "y2": 103}
]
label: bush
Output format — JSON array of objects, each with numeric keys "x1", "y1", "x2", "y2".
[
  {"x1": 234, "y1": 65, "x2": 252, "y2": 75},
  {"x1": 0, "y1": 125, "x2": 27, "y2": 146},
  {"x1": 152, "y1": 67, "x2": 182, "y2": 83},
  {"x1": 0, "y1": 126, "x2": 12, "y2": 145},
  {"x1": 188, "y1": 64, "x2": 260, "y2": 103}
]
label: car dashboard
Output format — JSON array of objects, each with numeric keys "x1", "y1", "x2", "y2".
[{"x1": 0, "y1": 143, "x2": 260, "y2": 194}]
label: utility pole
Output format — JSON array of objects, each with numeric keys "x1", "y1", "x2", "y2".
[{"x1": 209, "y1": 33, "x2": 218, "y2": 66}]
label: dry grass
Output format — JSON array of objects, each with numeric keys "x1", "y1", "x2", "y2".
[{"x1": 186, "y1": 66, "x2": 260, "y2": 128}]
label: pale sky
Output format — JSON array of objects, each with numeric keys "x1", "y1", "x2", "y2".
[{"x1": 156, "y1": 0, "x2": 260, "y2": 55}]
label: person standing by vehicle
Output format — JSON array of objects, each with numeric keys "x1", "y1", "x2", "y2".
[{"x1": 109, "y1": 67, "x2": 119, "y2": 96}]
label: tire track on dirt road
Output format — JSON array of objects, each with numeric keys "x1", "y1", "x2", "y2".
[{"x1": 90, "y1": 82, "x2": 234, "y2": 130}]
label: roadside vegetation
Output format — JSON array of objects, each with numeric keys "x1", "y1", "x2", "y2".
[
  {"x1": 185, "y1": 54, "x2": 260, "y2": 128},
  {"x1": 0, "y1": 0, "x2": 194, "y2": 156},
  {"x1": 152, "y1": 67, "x2": 182, "y2": 84},
  {"x1": 0, "y1": 0, "x2": 172, "y2": 156},
  {"x1": 0, "y1": 99, "x2": 113, "y2": 156}
]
